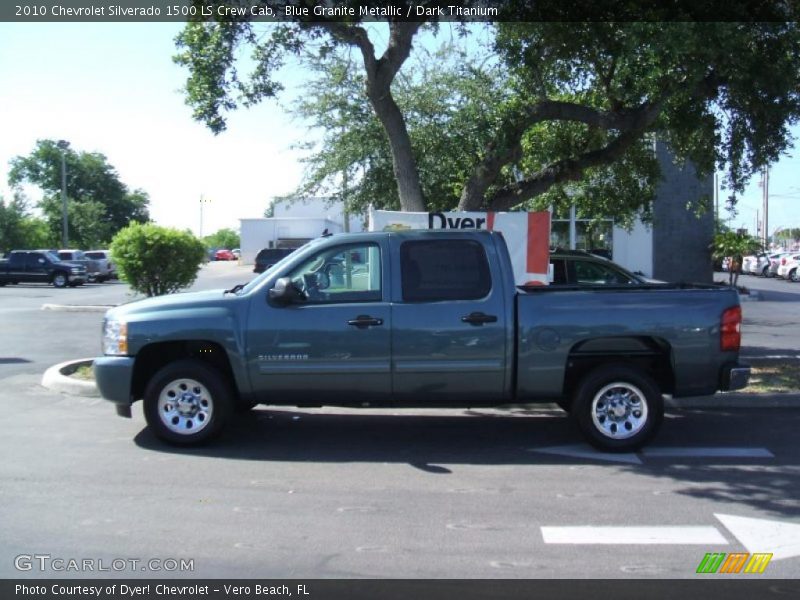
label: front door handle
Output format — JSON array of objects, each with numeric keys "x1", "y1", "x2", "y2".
[
  {"x1": 348, "y1": 315, "x2": 384, "y2": 329},
  {"x1": 461, "y1": 312, "x2": 498, "y2": 326}
]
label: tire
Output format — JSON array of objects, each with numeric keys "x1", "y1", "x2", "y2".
[
  {"x1": 791, "y1": 269, "x2": 799, "y2": 283},
  {"x1": 143, "y1": 359, "x2": 233, "y2": 445},
  {"x1": 572, "y1": 365, "x2": 663, "y2": 452},
  {"x1": 762, "y1": 266, "x2": 769, "y2": 277},
  {"x1": 52, "y1": 272, "x2": 69, "y2": 288}
]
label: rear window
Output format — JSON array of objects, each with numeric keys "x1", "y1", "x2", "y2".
[{"x1": 400, "y1": 240, "x2": 491, "y2": 302}]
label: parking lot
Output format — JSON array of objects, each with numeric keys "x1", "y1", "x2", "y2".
[{"x1": 1, "y1": 264, "x2": 799, "y2": 579}]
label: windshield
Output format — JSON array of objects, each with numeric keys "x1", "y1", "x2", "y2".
[
  {"x1": 45, "y1": 251, "x2": 62, "y2": 262},
  {"x1": 239, "y1": 238, "x2": 325, "y2": 295}
]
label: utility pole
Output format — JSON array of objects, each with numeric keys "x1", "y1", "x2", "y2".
[
  {"x1": 762, "y1": 167, "x2": 769, "y2": 248},
  {"x1": 56, "y1": 140, "x2": 70, "y2": 248}
]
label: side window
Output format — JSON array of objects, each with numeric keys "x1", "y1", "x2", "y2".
[
  {"x1": 574, "y1": 260, "x2": 633, "y2": 285},
  {"x1": 25, "y1": 253, "x2": 43, "y2": 268},
  {"x1": 287, "y1": 243, "x2": 381, "y2": 304},
  {"x1": 401, "y1": 240, "x2": 491, "y2": 302}
]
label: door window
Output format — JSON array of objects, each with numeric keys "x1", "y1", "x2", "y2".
[{"x1": 286, "y1": 243, "x2": 382, "y2": 304}]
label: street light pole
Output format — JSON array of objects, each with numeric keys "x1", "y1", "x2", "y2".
[{"x1": 56, "y1": 140, "x2": 70, "y2": 248}]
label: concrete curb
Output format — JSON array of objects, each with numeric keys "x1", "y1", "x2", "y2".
[
  {"x1": 667, "y1": 392, "x2": 800, "y2": 409},
  {"x1": 41, "y1": 358, "x2": 99, "y2": 397},
  {"x1": 41, "y1": 304, "x2": 114, "y2": 313}
]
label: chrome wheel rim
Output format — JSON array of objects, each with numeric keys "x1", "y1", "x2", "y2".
[
  {"x1": 54, "y1": 274, "x2": 66, "y2": 286},
  {"x1": 591, "y1": 382, "x2": 648, "y2": 440},
  {"x1": 157, "y1": 378, "x2": 213, "y2": 435}
]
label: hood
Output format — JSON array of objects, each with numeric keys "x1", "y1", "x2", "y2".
[{"x1": 106, "y1": 289, "x2": 228, "y2": 320}]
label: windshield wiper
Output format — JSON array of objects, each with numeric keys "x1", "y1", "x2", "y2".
[{"x1": 224, "y1": 283, "x2": 246, "y2": 295}]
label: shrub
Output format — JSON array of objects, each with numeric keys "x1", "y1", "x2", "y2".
[{"x1": 110, "y1": 223, "x2": 206, "y2": 297}]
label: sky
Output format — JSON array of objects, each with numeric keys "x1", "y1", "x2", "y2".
[{"x1": 1, "y1": 22, "x2": 798, "y2": 240}]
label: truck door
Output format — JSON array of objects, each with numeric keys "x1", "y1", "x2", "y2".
[
  {"x1": 390, "y1": 236, "x2": 508, "y2": 405},
  {"x1": 246, "y1": 239, "x2": 392, "y2": 405}
]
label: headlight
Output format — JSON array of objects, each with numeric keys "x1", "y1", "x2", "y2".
[{"x1": 103, "y1": 320, "x2": 128, "y2": 355}]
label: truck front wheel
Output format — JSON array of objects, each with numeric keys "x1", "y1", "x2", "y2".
[
  {"x1": 572, "y1": 365, "x2": 663, "y2": 452},
  {"x1": 52, "y1": 272, "x2": 68, "y2": 288},
  {"x1": 143, "y1": 359, "x2": 233, "y2": 445}
]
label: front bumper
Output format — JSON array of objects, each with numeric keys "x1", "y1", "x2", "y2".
[
  {"x1": 720, "y1": 363, "x2": 751, "y2": 391},
  {"x1": 93, "y1": 356, "x2": 135, "y2": 416}
]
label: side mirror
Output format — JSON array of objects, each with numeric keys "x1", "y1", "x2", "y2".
[{"x1": 269, "y1": 277, "x2": 303, "y2": 304}]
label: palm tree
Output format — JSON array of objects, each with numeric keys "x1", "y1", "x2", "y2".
[{"x1": 711, "y1": 231, "x2": 763, "y2": 287}]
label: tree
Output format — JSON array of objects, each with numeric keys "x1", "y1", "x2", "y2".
[
  {"x1": 110, "y1": 223, "x2": 206, "y2": 297},
  {"x1": 175, "y1": 10, "x2": 800, "y2": 220},
  {"x1": 8, "y1": 140, "x2": 150, "y2": 247},
  {"x1": 711, "y1": 231, "x2": 763, "y2": 287},
  {"x1": 0, "y1": 195, "x2": 56, "y2": 253},
  {"x1": 203, "y1": 227, "x2": 240, "y2": 250}
]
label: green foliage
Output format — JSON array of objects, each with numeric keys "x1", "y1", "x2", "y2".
[
  {"x1": 711, "y1": 231, "x2": 763, "y2": 261},
  {"x1": 202, "y1": 227, "x2": 239, "y2": 250},
  {"x1": 8, "y1": 140, "x2": 150, "y2": 247},
  {"x1": 776, "y1": 228, "x2": 800, "y2": 244},
  {"x1": 174, "y1": 19, "x2": 800, "y2": 219},
  {"x1": 110, "y1": 223, "x2": 206, "y2": 297},
  {"x1": 0, "y1": 195, "x2": 56, "y2": 253}
]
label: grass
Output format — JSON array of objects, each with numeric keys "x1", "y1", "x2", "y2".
[
  {"x1": 71, "y1": 364, "x2": 94, "y2": 381},
  {"x1": 740, "y1": 359, "x2": 800, "y2": 394}
]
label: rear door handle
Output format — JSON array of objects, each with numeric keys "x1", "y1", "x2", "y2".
[
  {"x1": 347, "y1": 315, "x2": 384, "y2": 329},
  {"x1": 461, "y1": 312, "x2": 498, "y2": 326}
]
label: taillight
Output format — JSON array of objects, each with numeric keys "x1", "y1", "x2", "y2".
[
  {"x1": 721, "y1": 306, "x2": 742, "y2": 352},
  {"x1": 782, "y1": 257, "x2": 787, "y2": 265}
]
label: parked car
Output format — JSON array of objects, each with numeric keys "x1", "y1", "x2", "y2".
[
  {"x1": 253, "y1": 248, "x2": 295, "y2": 273},
  {"x1": 776, "y1": 254, "x2": 800, "y2": 282},
  {"x1": 85, "y1": 250, "x2": 116, "y2": 281},
  {"x1": 231, "y1": 248, "x2": 241, "y2": 259},
  {"x1": 549, "y1": 250, "x2": 657, "y2": 286},
  {"x1": 214, "y1": 249, "x2": 237, "y2": 261},
  {"x1": 747, "y1": 252, "x2": 783, "y2": 277},
  {"x1": 767, "y1": 252, "x2": 793, "y2": 278},
  {"x1": 57, "y1": 249, "x2": 102, "y2": 282},
  {"x1": 740, "y1": 255, "x2": 757, "y2": 275},
  {"x1": 95, "y1": 230, "x2": 748, "y2": 451},
  {"x1": 0, "y1": 250, "x2": 87, "y2": 287}
]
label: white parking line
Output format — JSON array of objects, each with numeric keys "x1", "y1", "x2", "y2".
[{"x1": 541, "y1": 526, "x2": 728, "y2": 545}]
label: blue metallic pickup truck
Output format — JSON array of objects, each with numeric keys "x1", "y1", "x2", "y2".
[{"x1": 94, "y1": 230, "x2": 749, "y2": 451}]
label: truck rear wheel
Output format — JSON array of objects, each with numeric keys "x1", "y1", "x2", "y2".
[
  {"x1": 143, "y1": 359, "x2": 233, "y2": 445},
  {"x1": 572, "y1": 365, "x2": 663, "y2": 452}
]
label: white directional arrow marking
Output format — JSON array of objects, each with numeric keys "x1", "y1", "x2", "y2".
[
  {"x1": 715, "y1": 514, "x2": 800, "y2": 561},
  {"x1": 529, "y1": 444, "x2": 642, "y2": 464},
  {"x1": 541, "y1": 526, "x2": 727, "y2": 545}
]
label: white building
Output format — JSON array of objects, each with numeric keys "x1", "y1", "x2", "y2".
[{"x1": 239, "y1": 197, "x2": 363, "y2": 265}]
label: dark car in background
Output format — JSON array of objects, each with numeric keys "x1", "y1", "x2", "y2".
[
  {"x1": 549, "y1": 250, "x2": 656, "y2": 286},
  {"x1": 253, "y1": 248, "x2": 295, "y2": 273}
]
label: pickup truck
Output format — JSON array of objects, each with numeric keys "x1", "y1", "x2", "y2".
[
  {"x1": 0, "y1": 250, "x2": 88, "y2": 287},
  {"x1": 94, "y1": 230, "x2": 750, "y2": 451},
  {"x1": 57, "y1": 249, "x2": 102, "y2": 282}
]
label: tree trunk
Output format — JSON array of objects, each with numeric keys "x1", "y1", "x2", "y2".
[{"x1": 368, "y1": 89, "x2": 426, "y2": 212}]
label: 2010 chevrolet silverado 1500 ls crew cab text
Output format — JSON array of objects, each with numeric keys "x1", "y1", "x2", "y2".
[{"x1": 94, "y1": 230, "x2": 749, "y2": 451}]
